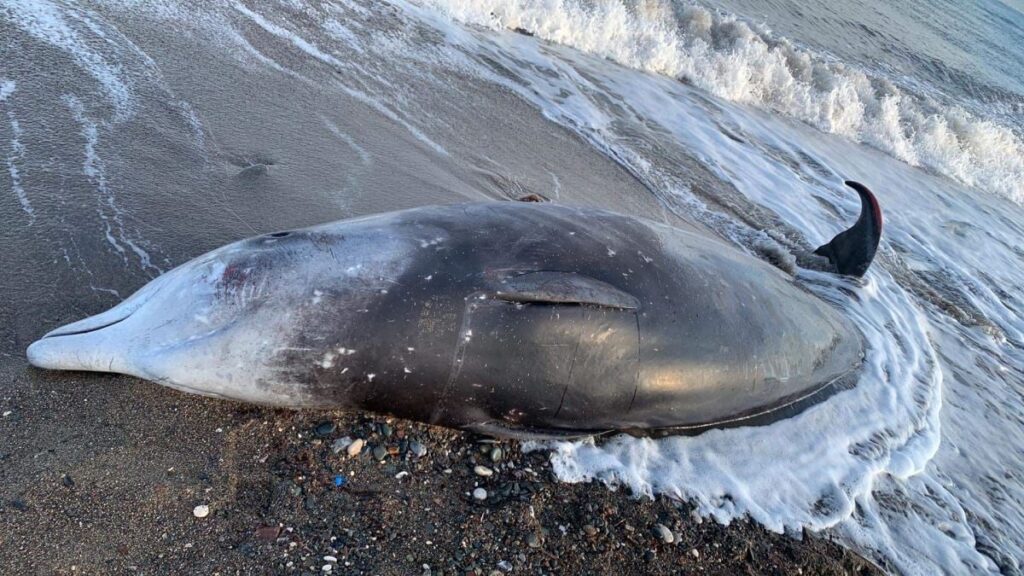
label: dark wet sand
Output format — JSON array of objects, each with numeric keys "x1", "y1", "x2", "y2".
[
  {"x1": 1, "y1": 6, "x2": 880, "y2": 574},
  {"x1": 0, "y1": 362, "x2": 879, "y2": 576}
]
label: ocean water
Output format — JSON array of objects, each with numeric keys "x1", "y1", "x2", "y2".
[{"x1": 1, "y1": 1, "x2": 1023, "y2": 574}]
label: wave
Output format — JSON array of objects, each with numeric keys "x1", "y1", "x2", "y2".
[{"x1": 427, "y1": 0, "x2": 1024, "y2": 204}]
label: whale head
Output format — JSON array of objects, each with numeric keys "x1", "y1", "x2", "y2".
[{"x1": 27, "y1": 217, "x2": 421, "y2": 406}]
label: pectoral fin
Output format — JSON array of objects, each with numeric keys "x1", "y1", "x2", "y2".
[{"x1": 492, "y1": 271, "x2": 640, "y2": 309}]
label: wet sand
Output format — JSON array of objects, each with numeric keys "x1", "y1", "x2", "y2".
[{"x1": 0, "y1": 363, "x2": 878, "y2": 575}]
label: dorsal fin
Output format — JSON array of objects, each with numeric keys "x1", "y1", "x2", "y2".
[
  {"x1": 493, "y1": 271, "x2": 639, "y2": 309},
  {"x1": 813, "y1": 181, "x2": 883, "y2": 277}
]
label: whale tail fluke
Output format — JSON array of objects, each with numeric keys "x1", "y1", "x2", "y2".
[{"x1": 813, "y1": 181, "x2": 883, "y2": 277}]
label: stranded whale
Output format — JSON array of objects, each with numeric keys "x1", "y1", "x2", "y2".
[{"x1": 27, "y1": 182, "x2": 881, "y2": 438}]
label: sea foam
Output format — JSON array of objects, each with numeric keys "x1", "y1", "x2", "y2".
[{"x1": 427, "y1": 0, "x2": 1024, "y2": 204}]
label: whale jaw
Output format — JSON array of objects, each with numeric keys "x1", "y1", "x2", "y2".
[{"x1": 26, "y1": 311, "x2": 136, "y2": 375}]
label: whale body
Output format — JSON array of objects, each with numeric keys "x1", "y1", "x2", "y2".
[{"x1": 27, "y1": 194, "x2": 878, "y2": 438}]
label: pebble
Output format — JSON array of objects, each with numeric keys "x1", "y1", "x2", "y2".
[
  {"x1": 380, "y1": 423, "x2": 392, "y2": 437},
  {"x1": 473, "y1": 465, "x2": 494, "y2": 477},
  {"x1": 254, "y1": 526, "x2": 281, "y2": 543},
  {"x1": 322, "y1": 564, "x2": 333, "y2": 572},
  {"x1": 410, "y1": 441, "x2": 427, "y2": 458},
  {"x1": 654, "y1": 523, "x2": 674, "y2": 544},
  {"x1": 644, "y1": 549, "x2": 656, "y2": 562},
  {"x1": 472, "y1": 487, "x2": 487, "y2": 501},
  {"x1": 324, "y1": 555, "x2": 338, "y2": 563},
  {"x1": 690, "y1": 548, "x2": 700, "y2": 559},
  {"x1": 331, "y1": 436, "x2": 353, "y2": 454},
  {"x1": 526, "y1": 533, "x2": 541, "y2": 548},
  {"x1": 372, "y1": 445, "x2": 388, "y2": 461},
  {"x1": 192, "y1": 505, "x2": 210, "y2": 518},
  {"x1": 497, "y1": 560, "x2": 512, "y2": 572},
  {"x1": 490, "y1": 447, "x2": 503, "y2": 463},
  {"x1": 347, "y1": 438, "x2": 365, "y2": 457},
  {"x1": 314, "y1": 421, "x2": 336, "y2": 437},
  {"x1": 582, "y1": 524, "x2": 598, "y2": 537}
]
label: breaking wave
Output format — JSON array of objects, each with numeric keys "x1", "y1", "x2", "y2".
[{"x1": 428, "y1": 0, "x2": 1024, "y2": 204}]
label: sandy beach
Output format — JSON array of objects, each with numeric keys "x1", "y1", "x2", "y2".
[
  {"x1": 3, "y1": 1, "x2": 1024, "y2": 573},
  {"x1": 0, "y1": 361, "x2": 879, "y2": 575}
]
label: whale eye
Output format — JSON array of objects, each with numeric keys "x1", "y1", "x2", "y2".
[{"x1": 268, "y1": 231, "x2": 291, "y2": 238}]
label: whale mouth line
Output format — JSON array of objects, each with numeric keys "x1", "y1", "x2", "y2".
[{"x1": 41, "y1": 312, "x2": 132, "y2": 339}]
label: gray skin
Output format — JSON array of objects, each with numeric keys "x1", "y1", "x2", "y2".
[{"x1": 27, "y1": 202, "x2": 864, "y2": 438}]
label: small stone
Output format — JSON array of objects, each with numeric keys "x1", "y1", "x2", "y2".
[
  {"x1": 690, "y1": 548, "x2": 700, "y2": 559},
  {"x1": 644, "y1": 549, "x2": 656, "y2": 562},
  {"x1": 473, "y1": 465, "x2": 494, "y2": 477},
  {"x1": 347, "y1": 438, "x2": 365, "y2": 457},
  {"x1": 472, "y1": 487, "x2": 487, "y2": 501},
  {"x1": 331, "y1": 436, "x2": 353, "y2": 454},
  {"x1": 322, "y1": 564, "x2": 333, "y2": 572},
  {"x1": 380, "y1": 423, "x2": 392, "y2": 437},
  {"x1": 61, "y1": 474, "x2": 75, "y2": 488},
  {"x1": 582, "y1": 524, "x2": 598, "y2": 537},
  {"x1": 314, "y1": 421, "x2": 336, "y2": 437},
  {"x1": 490, "y1": 447, "x2": 503, "y2": 463},
  {"x1": 372, "y1": 445, "x2": 387, "y2": 461},
  {"x1": 497, "y1": 560, "x2": 513, "y2": 572},
  {"x1": 254, "y1": 526, "x2": 281, "y2": 543},
  {"x1": 324, "y1": 555, "x2": 338, "y2": 563},
  {"x1": 654, "y1": 523, "x2": 674, "y2": 544},
  {"x1": 192, "y1": 505, "x2": 210, "y2": 518},
  {"x1": 410, "y1": 441, "x2": 427, "y2": 458},
  {"x1": 526, "y1": 533, "x2": 541, "y2": 548}
]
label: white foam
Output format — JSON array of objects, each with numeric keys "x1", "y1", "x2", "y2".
[
  {"x1": 64, "y1": 95, "x2": 160, "y2": 274},
  {"x1": 2, "y1": 0, "x2": 135, "y2": 119},
  {"x1": 4, "y1": 112, "x2": 33, "y2": 223},
  {"x1": 230, "y1": 1, "x2": 447, "y2": 156},
  {"x1": 425, "y1": 0, "x2": 1024, "y2": 204},
  {"x1": 0, "y1": 79, "x2": 34, "y2": 223},
  {"x1": 320, "y1": 114, "x2": 372, "y2": 165},
  {"x1": 0, "y1": 79, "x2": 15, "y2": 102}
]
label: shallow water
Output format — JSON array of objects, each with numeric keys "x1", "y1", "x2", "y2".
[{"x1": 1, "y1": 1, "x2": 1022, "y2": 574}]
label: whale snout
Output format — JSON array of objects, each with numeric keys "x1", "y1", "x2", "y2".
[
  {"x1": 25, "y1": 263, "x2": 180, "y2": 373},
  {"x1": 26, "y1": 300, "x2": 140, "y2": 373}
]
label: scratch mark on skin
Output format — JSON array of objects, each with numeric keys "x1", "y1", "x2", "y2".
[{"x1": 554, "y1": 326, "x2": 583, "y2": 419}]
